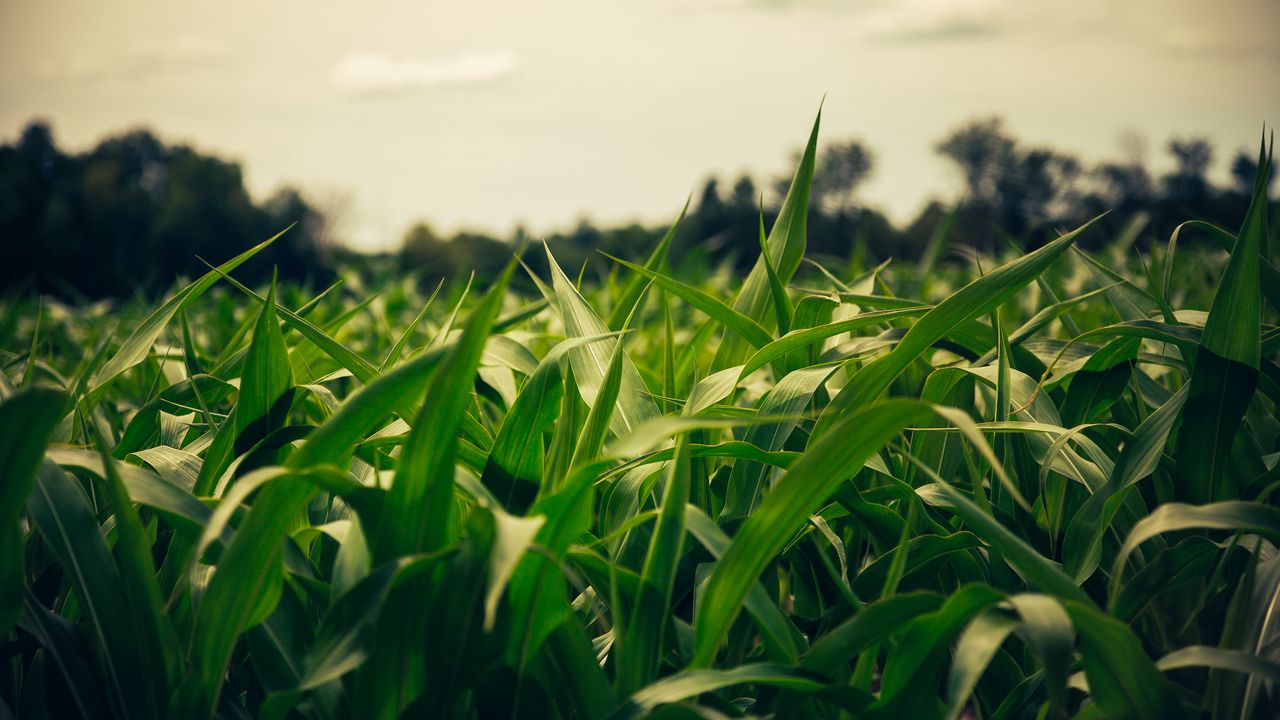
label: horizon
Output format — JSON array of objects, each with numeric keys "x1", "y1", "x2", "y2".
[{"x1": 3, "y1": 0, "x2": 1278, "y2": 251}]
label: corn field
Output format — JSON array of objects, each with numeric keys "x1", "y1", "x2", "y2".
[{"x1": 1, "y1": 115, "x2": 1278, "y2": 719}]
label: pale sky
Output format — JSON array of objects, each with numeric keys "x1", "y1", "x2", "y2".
[{"x1": 2, "y1": 0, "x2": 1278, "y2": 251}]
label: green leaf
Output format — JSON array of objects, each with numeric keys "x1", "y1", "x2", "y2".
[
  {"x1": 194, "y1": 277, "x2": 294, "y2": 496},
  {"x1": 685, "y1": 505, "x2": 805, "y2": 663},
  {"x1": 112, "y1": 374, "x2": 234, "y2": 458},
  {"x1": 1062, "y1": 384, "x2": 1187, "y2": 584},
  {"x1": 215, "y1": 267, "x2": 380, "y2": 385},
  {"x1": 850, "y1": 532, "x2": 983, "y2": 598},
  {"x1": 572, "y1": 320, "x2": 634, "y2": 469},
  {"x1": 972, "y1": 284, "x2": 1117, "y2": 366},
  {"x1": 0, "y1": 386, "x2": 66, "y2": 635},
  {"x1": 238, "y1": 278, "x2": 295, "y2": 433},
  {"x1": 945, "y1": 607, "x2": 1020, "y2": 720},
  {"x1": 616, "y1": 664, "x2": 831, "y2": 719},
  {"x1": 801, "y1": 591, "x2": 944, "y2": 672},
  {"x1": 603, "y1": 253, "x2": 773, "y2": 351},
  {"x1": 1007, "y1": 593, "x2": 1075, "y2": 717},
  {"x1": 91, "y1": 432, "x2": 180, "y2": 701},
  {"x1": 1110, "y1": 536, "x2": 1220, "y2": 623},
  {"x1": 712, "y1": 108, "x2": 819, "y2": 369},
  {"x1": 315, "y1": 553, "x2": 452, "y2": 684},
  {"x1": 130, "y1": 445, "x2": 202, "y2": 492},
  {"x1": 1063, "y1": 601, "x2": 1186, "y2": 719},
  {"x1": 358, "y1": 264, "x2": 516, "y2": 716},
  {"x1": 920, "y1": 480, "x2": 1090, "y2": 606},
  {"x1": 1171, "y1": 140, "x2": 1269, "y2": 503},
  {"x1": 375, "y1": 261, "x2": 514, "y2": 558},
  {"x1": 813, "y1": 214, "x2": 1102, "y2": 440},
  {"x1": 1109, "y1": 501, "x2": 1280, "y2": 601},
  {"x1": 1156, "y1": 645, "x2": 1280, "y2": 682},
  {"x1": 506, "y1": 459, "x2": 607, "y2": 673},
  {"x1": 482, "y1": 503, "x2": 545, "y2": 632},
  {"x1": 874, "y1": 584, "x2": 1006, "y2": 708},
  {"x1": 381, "y1": 279, "x2": 442, "y2": 370},
  {"x1": 482, "y1": 335, "x2": 614, "y2": 511},
  {"x1": 1201, "y1": 138, "x2": 1269, "y2": 367},
  {"x1": 17, "y1": 592, "x2": 107, "y2": 718},
  {"x1": 179, "y1": 343, "x2": 454, "y2": 717},
  {"x1": 691, "y1": 398, "x2": 935, "y2": 667},
  {"x1": 27, "y1": 461, "x2": 162, "y2": 719},
  {"x1": 606, "y1": 198, "x2": 688, "y2": 331},
  {"x1": 617, "y1": 435, "x2": 692, "y2": 692},
  {"x1": 49, "y1": 447, "x2": 222, "y2": 542},
  {"x1": 739, "y1": 307, "x2": 929, "y2": 378},
  {"x1": 757, "y1": 197, "x2": 793, "y2": 335},
  {"x1": 544, "y1": 245, "x2": 659, "y2": 436},
  {"x1": 1170, "y1": 219, "x2": 1280, "y2": 313},
  {"x1": 87, "y1": 229, "x2": 281, "y2": 404},
  {"x1": 680, "y1": 364, "x2": 743, "y2": 417},
  {"x1": 721, "y1": 365, "x2": 835, "y2": 521}
]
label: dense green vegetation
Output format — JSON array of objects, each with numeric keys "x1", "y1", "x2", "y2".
[{"x1": 1, "y1": 115, "x2": 1278, "y2": 719}]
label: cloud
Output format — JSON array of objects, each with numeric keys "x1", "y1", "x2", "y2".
[
  {"x1": 712, "y1": 0, "x2": 1002, "y2": 42},
  {"x1": 860, "y1": 0, "x2": 1003, "y2": 43},
  {"x1": 1154, "y1": 26, "x2": 1279, "y2": 60},
  {"x1": 30, "y1": 35, "x2": 228, "y2": 83},
  {"x1": 331, "y1": 51, "x2": 517, "y2": 96}
]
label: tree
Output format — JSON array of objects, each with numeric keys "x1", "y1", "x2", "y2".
[
  {"x1": 935, "y1": 118, "x2": 1082, "y2": 238},
  {"x1": 0, "y1": 122, "x2": 64, "y2": 291},
  {"x1": 152, "y1": 146, "x2": 261, "y2": 282},
  {"x1": 452, "y1": 231, "x2": 511, "y2": 278},
  {"x1": 0, "y1": 121, "x2": 332, "y2": 297},
  {"x1": 697, "y1": 178, "x2": 723, "y2": 216},
  {"x1": 729, "y1": 174, "x2": 757, "y2": 211},
  {"x1": 935, "y1": 117, "x2": 1017, "y2": 208},
  {"x1": 813, "y1": 140, "x2": 874, "y2": 214},
  {"x1": 1230, "y1": 149, "x2": 1276, "y2": 196},
  {"x1": 998, "y1": 147, "x2": 1082, "y2": 227},
  {"x1": 400, "y1": 222, "x2": 452, "y2": 280},
  {"x1": 1094, "y1": 161, "x2": 1155, "y2": 208},
  {"x1": 1163, "y1": 137, "x2": 1214, "y2": 204},
  {"x1": 259, "y1": 186, "x2": 331, "y2": 282}
]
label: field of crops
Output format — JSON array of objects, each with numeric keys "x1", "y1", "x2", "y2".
[{"x1": 2, "y1": 118, "x2": 1279, "y2": 720}]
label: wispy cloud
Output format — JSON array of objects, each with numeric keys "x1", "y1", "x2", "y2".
[
  {"x1": 31, "y1": 35, "x2": 228, "y2": 83},
  {"x1": 713, "y1": 0, "x2": 1003, "y2": 43},
  {"x1": 860, "y1": 0, "x2": 1002, "y2": 43},
  {"x1": 1154, "y1": 26, "x2": 1280, "y2": 60},
  {"x1": 331, "y1": 51, "x2": 517, "y2": 96}
]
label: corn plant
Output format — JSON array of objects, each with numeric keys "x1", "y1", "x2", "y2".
[{"x1": 1, "y1": 115, "x2": 1278, "y2": 719}]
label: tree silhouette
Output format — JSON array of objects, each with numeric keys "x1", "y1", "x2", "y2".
[
  {"x1": 3, "y1": 116, "x2": 1268, "y2": 300},
  {"x1": 1230, "y1": 149, "x2": 1276, "y2": 196},
  {"x1": 936, "y1": 117, "x2": 1017, "y2": 209},
  {"x1": 0, "y1": 121, "x2": 330, "y2": 297},
  {"x1": 1163, "y1": 137, "x2": 1214, "y2": 205},
  {"x1": 935, "y1": 117, "x2": 1083, "y2": 242},
  {"x1": 812, "y1": 140, "x2": 874, "y2": 214}
]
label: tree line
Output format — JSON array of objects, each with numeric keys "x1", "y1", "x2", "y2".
[
  {"x1": 1, "y1": 117, "x2": 1273, "y2": 299},
  {"x1": 0, "y1": 122, "x2": 332, "y2": 299},
  {"x1": 401, "y1": 116, "x2": 1274, "y2": 287}
]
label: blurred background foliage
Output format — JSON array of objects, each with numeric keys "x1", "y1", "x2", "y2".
[{"x1": 2, "y1": 116, "x2": 1274, "y2": 300}]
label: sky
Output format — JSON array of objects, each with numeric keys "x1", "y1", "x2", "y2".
[{"x1": 2, "y1": 0, "x2": 1278, "y2": 252}]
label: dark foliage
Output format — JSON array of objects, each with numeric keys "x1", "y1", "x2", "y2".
[
  {"x1": 2, "y1": 117, "x2": 1273, "y2": 299},
  {"x1": 0, "y1": 122, "x2": 333, "y2": 299}
]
